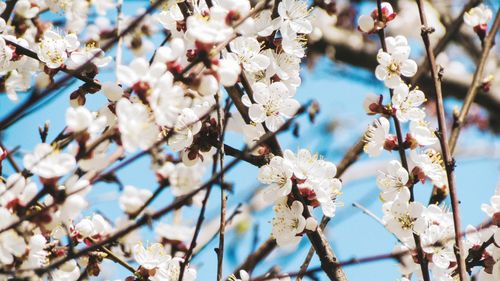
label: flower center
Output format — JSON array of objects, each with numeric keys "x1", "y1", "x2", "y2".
[
  {"x1": 387, "y1": 62, "x2": 400, "y2": 75},
  {"x1": 397, "y1": 214, "x2": 415, "y2": 230}
]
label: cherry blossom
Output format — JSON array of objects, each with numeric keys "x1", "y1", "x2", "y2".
[
  {"x1": 358, "y1": 2, "x2": 396, "y2": 33},
  {"x1": 272, "y1": 199, "x2": 307, "y2": 247},
  {"x1": 168, "y1": 162, "x2": 204, "y2": 197},
  {"x1": 23, "y1": 143, "x2": 76, "y2": 179},
  {"x1": 258, "y1": 155, "x2": 294, "y2": 199},
  {"x1": 119, "y1": 185, "x2": 152, "y2": 214},
  {"x1": 167, "y1": 108, "x2": 202, "y2": 152},
  {"x1": 464, "y1": 4, "x2": 492, "y2": 30},
  {"x1": 376, "y1": 160, "x2": 409, "y2": 202},
  {"x1": 116, "y1": 98, "x2": 159, "y2": 152},
  {"x1": 65, "y1": 106, "x2": 94, "y2": 133},
  {"x1": 392, "y1": 83, "x2": 426, "y2": 122},
  {"x1": 229, "y1": 36, "x2": 269, "y2": 73},
  {"x1": 410, "y1": 149, "x2": 447, "y2": 188},
  {"x1": 0, "y1": 37, "x2": 13, "y2": 70},
  {"x1": 383, "y1": 187, "x2": 426, "y2": 241},
  {"x1": 363, "y1": 117, "x2": 390, "y2": 157},
  {"x1": 36, "y1": 30, "x2": 80, "y2": 69},
  {"x1": 408, "y1": 120, "x2": 438, "y2": 147},
  {"x1": 134, "y1": 242, "x2": 171, "y2": 271},
  {"x1": 375, "y1": 36, "x2": 417, "y2": 88},
  {"x1": 421, "y1": 224, "x2": 456, "y2": 269},
  {"x1": 246, "y1": 81, "x2": 300, "y2": 132},
  {"x1": 277, "y1": 0, "x2": 312, "y2": 37}
]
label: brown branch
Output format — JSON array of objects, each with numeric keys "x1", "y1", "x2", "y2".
[
  {"x1": 448, "y1": 8, "x2": 500, "y2": 152},
  {"x1": 4, "y1": 40, "x2": 101, "y2": 88},
  {"x1": 415, "y1": 0, "x2": 469, "y2": 279},
  {"x1": 410, "y1": 0, "x2": 482, "y2": 86},
  {"x1": 216, "y1": 94, "x2": 227, "y2": 281},
  {"x1": 291, "y1": 183, "x2": 347, "y2": 281}
]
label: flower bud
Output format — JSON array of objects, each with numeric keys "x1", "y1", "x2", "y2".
[
  {"x1": 358, "y1": 15, "x2": 375, "y2": 33},
  {"x1": 197, "y1": 74, "x2": 219, "y2": 96},
  {"x1": 75, "y1": 218, "x2": 94, "y2": 238}
]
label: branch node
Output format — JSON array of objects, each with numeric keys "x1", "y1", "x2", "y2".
[{"x1": 421, "y1": 26, "x2": 435, "y2": 35}]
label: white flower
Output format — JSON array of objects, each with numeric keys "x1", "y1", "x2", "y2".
[
  {"x1": 229, "y1": 37, "x2": 269, "y2": 73},
  {"x1": 246, "y1": 82, "x2": 300, "y2": 132},
  {"x1": 119, "y1": 185, "x2": 152, "y2": 214},
  {"x1": 51, "y1": 260, "x2": 80, "y2": 281},
  {"x1": 218, "y1": 55, "x2": 241, "y2": 86},
  {"x1": 102, "y1": 82, "x2": 123, "y2": 102},
  {"x1": 152, "y1": 256, "x2": 197, "y2": 281},
  {"x1": 37, "y1": 30, "x2": 80, "y2": 69},
  {"x1": 116, "y1": 98, "x2": 159, "y2": 152},
  {"x1": 482, "y1": 192, "x2": 500, "y2": 218},
  {"x1": 0, "y1": 229, "x2": 26, "y2": 264},
  {"x1": 154, "y1": 38, "x2": 185, "y2": 64},
  {"x1": 392, "y1": 84, "x2": 426, "y2": 122},
  {"x1": 15, "y1": 0, "x2": 40, "y2": 19},
  {"x1": 277, "y1": 0, "x2": 312, "y2": 37},
  {"x1": 65, "y1": 106, "x2": 93, "y2": 132},
  {"x1": 22, "y1": 234, "x2": 48, "y2": 269},
  {"x1": 253, "y1": 10, "x2": 280, "y2": 37},
  {"x1": 377, "y1": 160, "x2": 409, "y2": 202},
  {"x1": 375, "y1": 36, "x2": 417, "y2": 88},
  {"x1": 58, "y1": 194, "x2": 88, "y2": 222},
  {"x1": 156, "y1": 223, "x2": 193, "y2": 244},
  {"x1": 409, "y1": 120, "x2": 438, "y2": 146},
  {"x1": 0, "y1": 37, "x2": 13, "y2": 70},
  {"x1": 421, "y1": 224, "x2": 455, "y2": 269},
  {"x1": 270, "y1": 52, "x2": 300, "y2": 82},
  {"x1": 92, "y1": 0, "x2": 115, "y2": 15},
  {"x1": 23, "y1": 143, "x2": 76, "y2": 179},
  {"x1": 272, "y1": 199, "x2": 307, "y2": 247},
  {"x1": 410, "y1": 149, "x2": 447, "y2": 188},
  {"x1": 0, "y1": 173, "x2": 38, "y2": 207},
  {"x1": 464, "y1": 4, "x2": 492, "y2": 28},
  {"x1": 307, "y1": 159, "x2": 343, "y2": 217},
  {"x1": 117, "y1": 57, "x2": 166, "y2": 88},
  {"x1": 281, "y1": 35, "x2": 306, "y2": 58},
  {"x1": 167, "y1": 108, "x2": 202, "y2": 152},
  {"x1": 186, "y1": 7, "x2": 233, "y2": 45},
  {"x1": 169, "y1": 163, "x2": 203, "y2": 197},
  {"x1": 66, "y1": 43, "x2": 111, "y2": 70},
  {"x1": 197, "y1": 74, "x2": 219, "y2": 96},
  {"x1": 258, "y1": 155, "x2": 294, "y2": 200},
  {"x1": 383, "y1": 187, "x2": 426, "y2": 241},
  {"x1": 133, "y1": 243, "x2": 171, "y2": 270},
  {"x1": 74, "y1": 218, "x2": 94, "y2": 238},
  {"x1": 149, "y1": 73, "x2": 186, "y2": 128},
  {"x1": 363, "y1": 117, "x2": 390, "y2": 157}
]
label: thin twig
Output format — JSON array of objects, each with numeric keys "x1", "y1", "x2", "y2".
[
  {"x1": 415, "y1": 0, "x2": 469, "y2": 279},
  {"x1": 448, "y1": 8, "x2": 500, "y2": 152}
]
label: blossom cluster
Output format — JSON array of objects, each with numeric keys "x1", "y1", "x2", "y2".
[
  {"x1": 358, "y1": 2, "x2": 499, "y2": 280},
  {"x1": 0, "y1": 0, "x2": 322, "y2": 279},
  {"x1": 0, "y1": 0, "x2": 497, "y2": 280},
  {"x1": 258, "y1": 149, "x2": 342, "y2": 246}
]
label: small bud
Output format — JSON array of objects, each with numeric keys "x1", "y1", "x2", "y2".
[
  {"x1": 383, "y1": 134, "x2": 398, "y2": 151},
  {"x1": 358, "y1": 15, "x2": 375, "y2": 33}
]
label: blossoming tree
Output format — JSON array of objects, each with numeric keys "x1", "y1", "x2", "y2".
[{"x1": 0, "y1": 0, "x2": 499, "y2": 280}]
